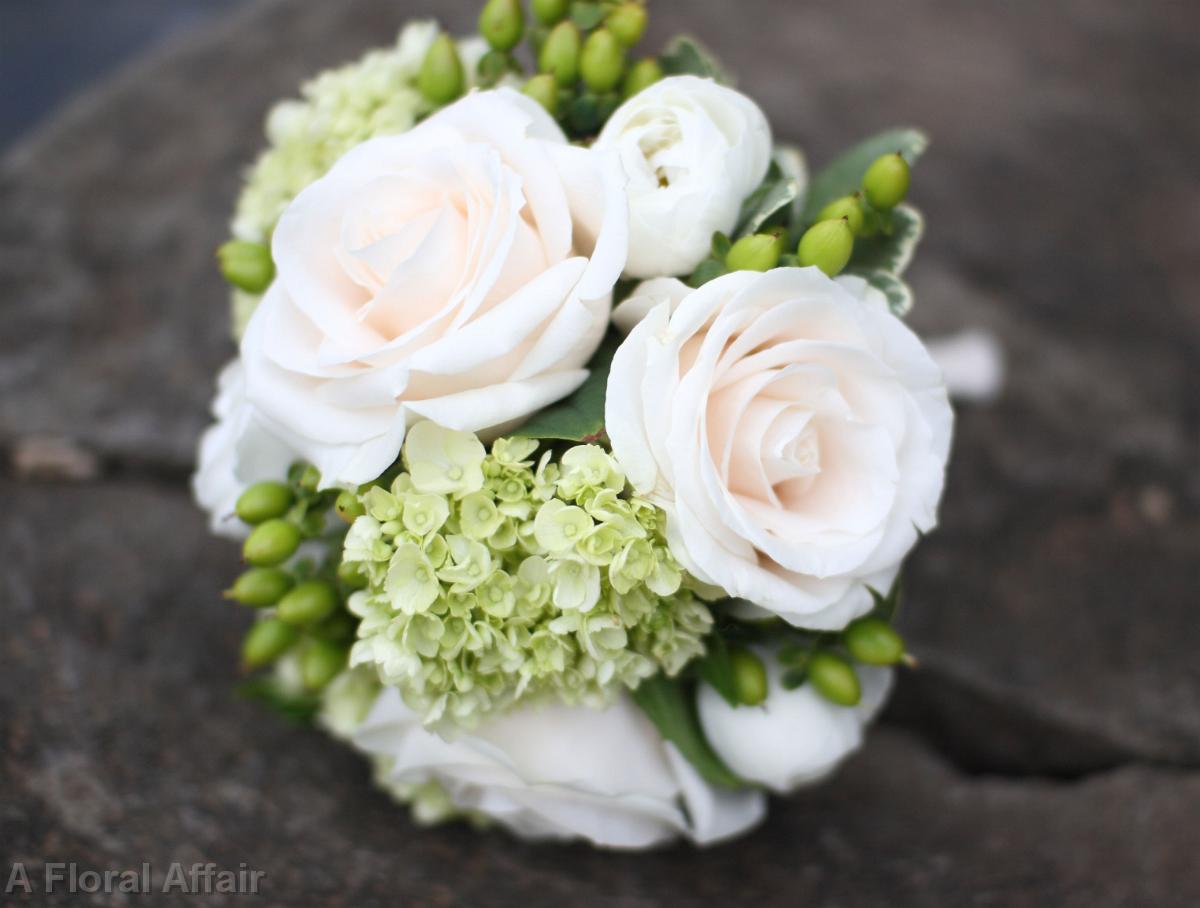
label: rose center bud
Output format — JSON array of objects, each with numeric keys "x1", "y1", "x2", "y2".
[
  {"x1": 629, "y1": 118, "x2": 684, "y2": 189},
  {"x1": 335, "y1": 145, "x2": 554, "y2": 344}
]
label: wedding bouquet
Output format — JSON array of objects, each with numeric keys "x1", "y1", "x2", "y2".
[{"x1": 194, "y1": 0, "x2": 953, "y2": 849}]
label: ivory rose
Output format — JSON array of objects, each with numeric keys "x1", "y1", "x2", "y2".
[
  {"x1": 351, "y1": 687, "x2": 765, "y2": 848},
  {"x1": 594, "y1": 76, "x2": 771, "y2": 279},
  {"x1": 697, "y1": 652, "x2": 893, "y2": 792},
  {"x1": 239, "y1": 88, "x2": 628, "y2": 488},
  {"x1": 605, "y1": 269, "x2": 953, "y2": 628}
]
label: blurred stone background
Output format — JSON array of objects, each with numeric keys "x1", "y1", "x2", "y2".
[{"x1": 1, "y1": 0, "x2": 1198, "y2": 905}]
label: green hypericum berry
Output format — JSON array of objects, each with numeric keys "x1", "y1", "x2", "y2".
[
  {"x1": 289, "y1": 463, "x2": 321, "y2": 494},
  {"x1": 622, "y1": 57, "x2": 662, "y2": 98},
  {"x1": 301, "y1": 639, "x2": 347, "y2": 690},
  {"x1": 797, "y1": 218, "x2": 855, "y2": 277},
  {"x1": 334, "y1": 490, "x2": 365, "y2": 524},
  {"x1": 725, "y1": 233, "x2": 784, "y2": 272},
  {"x1": 298, "y1": 510, "x2": 326, "y2": 538},
  {"x1": 336, "y1": 559, "x2": 369, "y2": 590},
  {"x1": 479, "y1": 0, "x2": 524, "y2": 52},
  {"x1": 729, "y1": 647, "x2": 768, "y2": 707},
  {"x1": 522, "y1": 73, "x2": 560, "y2": 114},
  {"x1": 807, "y1": 651, "x2": 862, "y2": 706},
  {"x1": 862, "y1": 152, "x2": 911, "y2": 210},
  {"x1": 606, "y1": 3, "x2": 647, "y2": 47},
  {"x1": 225, "y1": 567, "x2": 293, "y2": 608},
  {"x1": 844, "y1": 617, "x2": 906, "y2": 666},
  {"x1": 276, "y1": 579, "x2": 339, "y2": 626},
  {"x1": 476, "y1": 49, "x2": 507, "y2": 87},
  {"x1": 580, "y1": 29, "x2": 625, "y2": 93},
  {"x1": 816, "y1": 194, "x2": 865, "y2": 235},
  {"x1": 532, "y1": 0, "x2": 569, "y2": 25},
  {"x1": 418, "y1": 34, "x2": 465, "y2": 105},
  {"x1": 242, "y1": 518, "x2": 301, "y2": 567},
  {"x1": 539, "y1": 21, "x2": 581, "y2": 86},
  {"x1": 241, "y1": 618, "x2": 298, "y2": 668},
  {"x1": 857, "y1": 205, "x2": 885, "y2": 238},
  {"x1": 216, "y1": 240, "x2": 274, "y2": 294},
  {"x1": 315, "y1": 610, "x2": 356, "y2": 643},
  {"x1": 235, "y1": 481, "x2": 294, "y2": 525}
]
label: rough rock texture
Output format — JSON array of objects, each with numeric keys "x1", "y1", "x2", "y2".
[
  {"x1": 4, "y1": 483, "x2": 1199, "y2": 907},
  {"x1": 1, "y1": 0, "x2": 1198, "y2": 904}
]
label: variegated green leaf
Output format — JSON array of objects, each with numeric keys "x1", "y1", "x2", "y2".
[
  {"x1": 773, "y1": 144, "x2": 808, "y2": 227},
  {"x1": 659, "y1": 36, "x2": 733, "y2": 84},
  {"x1": 735, "y1": 147, "x2": 808, "y2": 238},
  {"x1": 850, "y1": 205, "x2": 924, "y2": 276},
  {"x1": 847, "y1": 269, "x2": 915, "y2": 317}
]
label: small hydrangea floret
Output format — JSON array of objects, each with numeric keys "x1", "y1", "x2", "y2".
[{"x1": 343, "y1": 422, "x2": 712, "y2": 727}]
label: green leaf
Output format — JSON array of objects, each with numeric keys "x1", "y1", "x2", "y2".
[
  {"x1": 781, "y1": 668, "x2": 807, "y2": 691},
  {"x1": 777, "y1": 643, "x2": 812, "y2": 669},
  {"x1": 710, "y1": 231, "x2": 732, "y2": 260},
  {"x1": 632, "y1": 675, "x2": 747, "y2": 788},
  {"x1": 476, "y1": 50, "x2": 520, "y2": 88},
  {"x1": 845, "y1": 268, "x2": 914, "y2": 317},
  {"x1": 687, "y1": 257, "x2": 727, "y2": 288},
  {"x1": 613, "y1": 277, "x2": 639, "y2": 306},
  {"x1": 564, "y1": 94, "x2": 602, "y2": 137},
  {"x1": 801, "y1": 128, "x2": 929, "y2": 223},
  {"x1": 773, "y1": 144, "x2": 809, "y2": 228},
  {"x1": 513, "y1": 328, "x2": 621, "y2": 442},
  {"x1": 735, "y1": 163, "x2": 799, "y2": 238},
  {"x1": 693, "y1": 634, "x2": 739, "y2": 707},
  {"x1": 569, "y1": 1, "x2": 607, "y2": 30},
  {"x1": 849, "y1": 204, "x2": 924, "y2": 276},
  {"x1": 236, "y1": 677, "x2": 320, "y2": 726},
  {"x1": 659, "y1": 35, "x2": 732, "y2": 83},
  {"x1": 868, "y1": 575, "x2": 903, "y2": 621}
]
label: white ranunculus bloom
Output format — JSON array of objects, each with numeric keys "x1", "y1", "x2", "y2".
[
  {"x1": 351, "y1": 687, "x2": 766, "y2": 849},
  {"x1": 606, "y1": 269, "x2": 953, "y2": 628},
  {"x1": 239, "y1": 89, "x2": 628, "y2": 488},
  {"x1": 594, "y1": 76, "x2": 771, "y2": 279},
  {"x1": 191, "y1": 361, "x2": 296, "y2": 539},
  {"x1": 697, "y1": 651, "x2": 892, "y2": 792}
]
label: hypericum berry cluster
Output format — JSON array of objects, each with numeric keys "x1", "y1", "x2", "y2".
[
  {"x1": 224, "y1": 463, "x2": 363, "y2": 695},
  {"x1": 342, "y1": 422, "x2": 712, "y2": 728},
  {"x1": 695, "y1": 579, "x2": 913, "y2": 713},
  {"x1": 413, "y1": 0, "x2": 659, "y2": 139},
  {"x1": 695, "y1": 150, "x2": 915, "y2": 289}
]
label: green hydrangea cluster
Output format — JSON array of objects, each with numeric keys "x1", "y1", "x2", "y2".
[
  {"x1": 228, "y1": 22, "x2": 487, "y2": 336},
  {"x1": 342, "y1": 422, "x2": 713, "y2": 727}
]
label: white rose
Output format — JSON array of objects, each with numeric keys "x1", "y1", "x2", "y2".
[
  {"x1": 192, "y1": 361, "x2": 296, "y2": 538},
  {"x1": 697, "y1": 652, "x2": 892, "y2": 792},
  {"x1": 606, "y1": 268, "x2": 953, "y2": 628},
  {"x1": 351, "y1": 688, "x2": 765, "y2": 849},
  {"x1": 239, "y1": 89, "x2": 628, "y2": 487},
  {"x1": 595, "y1": 76, "x2": 771, "y2": 279}
]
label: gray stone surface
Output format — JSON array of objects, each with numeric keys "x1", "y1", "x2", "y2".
[
  {"x1": 2, "y1": 0, "x2": 1199, "y2": 903},
  {"x1": 3, "y1": 482, "x2": 1198, "y2": 907}
]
